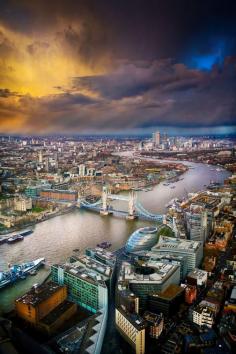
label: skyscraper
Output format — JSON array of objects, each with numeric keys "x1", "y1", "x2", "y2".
[{"x1": 152, "y1": 131, "x2": 161, "y2": 146}]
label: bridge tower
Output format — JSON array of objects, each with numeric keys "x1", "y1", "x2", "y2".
[
  {"x1": 126, "y1": 190, "x2": 137, "y2": 220},
  {"x1": 100, "y1": 186, "x2": 109, "y2": 215}
]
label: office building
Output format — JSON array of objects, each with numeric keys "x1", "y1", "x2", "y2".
[
  {"x1": 68, "y1": 254, "x2": 115, "y2": 294},
  {"x1": 85, "y1": 247, "x2": 116, "y2": 268},
  {"x1": 118, "y1": 260, "x2": 180, "y2": 309},
  {"x1": 142, "y1": 251, "x2": 188, "y2": 280},
  {"x1": 125, "y1": 227, "x2": 158, "y2": 253},
  {"x1": 148, "y1": 284, "x2": 185, "y2": 316},
  {"x1": 185, "y1": 204, "x2": 207, "y2": 242},
  {"x1": 115, "y1": 307, "x2": 146, "y2": 354},
  {"x1": 152, "y1": 236, "x2": 203, "y2": 273},
  {"x1": 152, "y1": 131, "x2": 161, "y2": 146},
  {"x1": 51, "y1": 262, "x2": 108, "y2": 313},
  {"x1": 55, "y1": 308, "x2": 107, "y2": 354}
]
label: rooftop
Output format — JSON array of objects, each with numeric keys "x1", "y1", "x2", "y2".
[
  {"x1": 15, "y1": 281, "x2": 65, "y2": 307},
  {"x1": 188, "y1": 268, "x2": 208, "y2": 279},
  {"x1": 117, "y1": 307, "x2": 146, "y2": 330},
  {"x1": 118, "y1": 260, "x2": 179, "y2": 285},
  {"x1": 150, "y1": 284, "x2": 184, "y2": 301},
  {"x1": 71, "y1": 255, "x2": 112, "y2": 278},
  {"x1": 53, "y1": 263, "x2": 107, "y2": 288},
  {"x1": 153, "y1": 236, "x2": 202, "y2": 252}
]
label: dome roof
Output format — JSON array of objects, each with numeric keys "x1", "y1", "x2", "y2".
[{"x1": 125, "y1": 226, "x2": 158, "y2": 253}]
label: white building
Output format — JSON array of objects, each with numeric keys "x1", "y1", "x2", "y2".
[
  {"x1": 187, "y1": 268, "x2": 208, "y2": 287},
  {"x1": 192, "y1": 306, "x2": 214, "y2": 328},
  {"x1": 152, "y1": 236, "x2": 203, "y2": 273},
  {"x1": 78, "y1": 164, "x2": 86, "y2": 176},
  {"x1": 14, "y1": 197, "x2": 32, "y2": 212}
]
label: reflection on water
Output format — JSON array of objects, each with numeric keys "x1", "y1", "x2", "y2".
[{"x1": 0, "y1": 161, "x2": 230, "y2": 312}]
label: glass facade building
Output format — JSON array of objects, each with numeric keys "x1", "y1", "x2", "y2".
[{"x1": 125, "y1": 227, "x2": 158, "y2": 253}]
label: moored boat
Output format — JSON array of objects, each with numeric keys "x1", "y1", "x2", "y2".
[
  {"x1": 0, "y1": 258, "x2": 45, "y2": 289},
  {"x1": 7, "y1": 235, "x2": 24, "y2": 244}
]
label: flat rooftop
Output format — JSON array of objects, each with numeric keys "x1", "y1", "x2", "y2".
[
  {"x1": 153, "y1": 236, "x2": 201, "y2": 252},
  {"x1": 117, "y1": 307, "x2": 146, "y2": 330},
  {"x1": 40, "y1": 300, "x2": 75, "y2": 326},
  {"x1": 118, "y1": 260, "x2": 179, "y2": 284},
  {"x1": 54, "y1": 263, "x2": 107, "y2": 288},
  {"x1": 150, "y1": 284, "x2": 184, "y2": 301},
  {"x1": 188, "y1": 268, "x2": 208, "y2": 279},
  {"x1": 15, "y1": 281, "x2": 65, "y2": 307},
  {"x1": 72, "y1": 255, "x2": 112, "y2": 278}
]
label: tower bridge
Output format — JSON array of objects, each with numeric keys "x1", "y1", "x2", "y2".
[{"x1": 78, "y1": 187, "x2": 172, "y2": 226}]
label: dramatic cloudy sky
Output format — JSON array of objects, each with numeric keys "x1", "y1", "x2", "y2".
[{"x1": 0, "y1": 0, "x2": 236, "y2": 135}]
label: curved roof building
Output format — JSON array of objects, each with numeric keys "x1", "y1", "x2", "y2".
[{"x1": 125, "y1": 227, "x2": 158, "y2": 253}]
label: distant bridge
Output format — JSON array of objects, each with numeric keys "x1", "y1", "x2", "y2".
[{"x1": 78, "y1": 187, "x2": 173, "y2": 227}]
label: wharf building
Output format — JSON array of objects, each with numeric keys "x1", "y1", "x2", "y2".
[
  {"x1": 117, "y1": 260, "x2": 180, "y2": 310},
  {"x1": 151, "y1": 236, "x2": 203, "y2": 273},
  {"x1": 40, "y1": 189, "x2": 78, "y2": 202},
  {"x1": 15, "y1": 282, "x2": 76, "y2": 335}
]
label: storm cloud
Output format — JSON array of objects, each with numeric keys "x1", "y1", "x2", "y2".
[{"x1": 0, "y1": 0, "x2": 236, "y2": 134}]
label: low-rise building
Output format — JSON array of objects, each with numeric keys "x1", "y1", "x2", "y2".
[
  {"x1": 192, "y1": 305, "x2": 214, "y2": 328},
  {"x1": 143, "y1": 311, "x2": 164, "y2": 339},
  {"x1": 187, "y1": 268, "x2": 208, "y2": 287}
]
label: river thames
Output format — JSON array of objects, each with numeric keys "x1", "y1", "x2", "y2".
[{"x1": 0, "y1": 160, "x2": 231, "y2": 312}]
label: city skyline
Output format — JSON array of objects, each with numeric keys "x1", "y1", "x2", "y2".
[{"x1": 0, "y1": 0, "x2": 236, "y2": 135}]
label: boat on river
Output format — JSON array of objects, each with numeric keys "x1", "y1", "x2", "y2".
[
  {"x1": 0, "y1": 258, "x2": 45, "y2": 289},
  {"x1": 96, "y1": 241, "x2": 112, "y2": 249},
  {"x1": 7, "y1": 235, "x2": 24, "y2": 244}
]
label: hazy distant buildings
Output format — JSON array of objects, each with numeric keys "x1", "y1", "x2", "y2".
[
  {"x1": 78, "y1": 164, "x2": 86, "y2": 176},
  {"x1": 152, "y1": 131, "x2": 161, "y2": 146}
]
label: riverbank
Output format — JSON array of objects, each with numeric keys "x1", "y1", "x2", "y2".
[{"x1": 0, "y1": 204, "x2": 76, "y2": 237}]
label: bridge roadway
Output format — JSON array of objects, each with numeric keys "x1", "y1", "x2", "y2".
[{"x1": 78, "y1": 202, "x2": 165, "y2": 223}]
